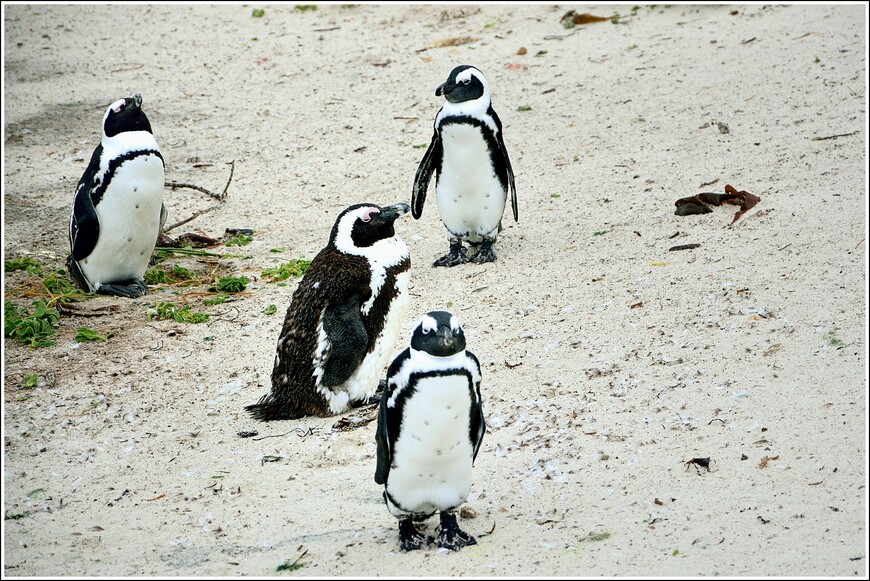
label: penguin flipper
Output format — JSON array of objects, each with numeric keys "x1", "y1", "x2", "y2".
[
  {"x1": 467, "y1": 351, "x2": 486, "y2": 463},
  {"x1": 489, "y1": 107, "x2": 517, "y2": 222},
  {"x1": 321, "y1": 294, "x2": 368, "y2": 388},
  {"x1": 411, "y1": 129, "x2": 442, "y2": 219},
  {"x1": 374, "y1": 383, "x2": 391, "y2": 484},
  {"x1": 69, "y1": 144, "x2": 105, "y2": 263},
  {"x1": 69, "y1": 182, "x2": 100, "y2": 262}
]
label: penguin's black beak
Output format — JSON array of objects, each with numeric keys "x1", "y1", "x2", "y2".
[
  {"x1": 435, "y1": 80, "x2": 454, "y2": 97},
  {"x1": 432, "y1": 324, "x2": 465, "y2": 355},
  {"x1": 377, "y1": 202, "x2": 411, "y2": 223}
]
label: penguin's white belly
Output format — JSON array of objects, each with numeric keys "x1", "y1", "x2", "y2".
[
  {"x1": 437, "y1": 124, "x2": 506, "y2": 241},
  {"x1": 80, "y1": 155, "x2": 164, "y2": 287},
  {"x1": 386, "y1": 374, "x2": 474, "y2": 514},
  {"x1": 326, "y1": 269, "x2": 411, "y2": 413}
]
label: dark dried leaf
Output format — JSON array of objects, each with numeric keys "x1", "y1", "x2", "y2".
[
  {"x1": 674, "y1": 197, "x2": 712, "y2": 215},
  {"x1": 725, "y1": 184, "x2": 761, "y2": 225},
  {"x1": 561, "y1": 10, "x2": 610, "y2": 25}
]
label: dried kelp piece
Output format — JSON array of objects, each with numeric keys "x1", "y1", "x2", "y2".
[
  {"x1": 561, "y1": 10, "x2": 610, "y2": 25},
  {"x1": 697, "y1": 192, "x2": 740, "y2": 206},
  {"x1": 725, "y1": 184, "x2": 761, "y2": 225},
  {"x1": 674, "y1": 184, "x2": 761, "y2": 224},
  {"x1": 674, "y1": 196, "x2": 713, "y2": 215},
  {"x1": 668, "y1": 243, "x2": 701, "y2": 251},
  {"x1": 684, "y1": 457, "x2": 712, "y2": 473}
]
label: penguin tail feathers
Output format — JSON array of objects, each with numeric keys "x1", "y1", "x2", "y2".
[{"x1": 245, "y1": 399, "x2": 305, "y2": 422}]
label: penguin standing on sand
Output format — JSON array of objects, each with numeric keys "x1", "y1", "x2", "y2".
[
  {"x1": 246, "y1": 202, "x2": 412, "y2": 421},
  {"x1": 412, "y1": 65, "x2": 517, "y2": 267},
  {"x1": 375, "y1": 311, "x2": 485, "y2": 551},
  {"x1": 68, "y1": 93, "x2": 166, "y2": 298}
]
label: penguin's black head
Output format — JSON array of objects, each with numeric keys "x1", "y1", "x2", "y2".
[
  {"x1": 330, "y1": 202, "x2": 410, "y2": 252},
  {"x1": 411, "y1": 311, "x2": 466, "y2": 357},
  {"x1": 103, "y1": 93, "x2": 153, "y2": 138},
  {"x1": 435, "y1": 65, "x2": 487, "y2": 104}
]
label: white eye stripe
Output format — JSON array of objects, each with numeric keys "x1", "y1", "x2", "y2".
[{"x1": 418, "y1": 314, "x2": 439, "y2": 334}]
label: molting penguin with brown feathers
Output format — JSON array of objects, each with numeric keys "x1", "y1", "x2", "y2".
[{"x1": 246, "y1": 202, "x2": 412, "y2": 421}]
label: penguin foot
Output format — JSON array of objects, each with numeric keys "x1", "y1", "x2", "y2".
[
  {"x1": 470, "y1": 239, "x2": 497, "y2": 264},
  {"x1": 435, "y1": 511, "x2": 477, "y2": 551},
  {"x1": 398, "y1": 517, "x2": 433, "y2": 552},
  {"x1": 97, "y1": 279, "x2": 148, "y2": 298},
  {"x1": 433, "y1": 241, "x2": 467, "y2": 267}
]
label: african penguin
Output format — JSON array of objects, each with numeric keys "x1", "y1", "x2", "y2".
[
  {"x1": 67, "y1": 93, "x2": 166, "y2": 298},
  {"x1": 375, "y1": 310, "x2": 485, "y2": 551},
  {"x1": 412, "y1": 65, "x2": 517, "y2": 267},
  {"x1": 246, "y1": 202, "x2": 412, "y2": 421}
]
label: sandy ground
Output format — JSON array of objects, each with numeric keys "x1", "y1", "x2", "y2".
[{"x1": 2, "y1": 2, "x2": 868, "y2": 577}]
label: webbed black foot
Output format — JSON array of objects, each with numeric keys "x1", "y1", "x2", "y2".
[
  {"x1": 398, "y1": 517, "x2": 433, "y2": 551},
  {"x1": 97, "y1": 279, "x2": 148, "y2": 298},
  {"x1": 434, "y1": 240, "x2": 467, "y2": 267},
  {"x1": 470, "y1": 239, "x2": 497, "y2": 264},
  {"x1": 435, "y1": 511, "x2": 477, "y2": 551}
]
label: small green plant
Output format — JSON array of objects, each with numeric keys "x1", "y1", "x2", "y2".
[
  {"x1": 276, "y1": 558, "x2": 305, "y2": 572},
  {"x1": 23, "y1": 374, "x2": 38, "y2": 389},
  {"x1": 535, "y1": 50, "x2": 548, "y2": 56},
  {"x1": 262, "y1": 259, "x2": 311, "y2": 282},
  {"x1": 823, "y1": 330, "x2": 843, "y2": 347},
  {"x1": 4, "y1": 257, "x2": 42, "y2": 275},
  {"x1": 203, "y1": 294, "x2": 229, "y2": 306},
  {"x1": 208, "y1": 276, "x2": 249, "y2": 293},
  {"x1": 41, "y1": 273, "x2": 89, "y2": 307},
  {"x1": 269, "y1": 248, "x2": 285, "y2": 253},
  {"x1": 592, "y1": 230, "x2": 610, "y2": 236},
  {"x1": 147, "y1": 302, "x2": 209, "y2": 324},
  {"x1": 517, "y1": 104, "x2": 532, "y2": 112},
  {"x1": 294, "y1": 4, "x2": 317, "y2": 12},
  {"x1": 413, "y1": 143, "x2": 428, "y2": 149},
  {"x1": 263, "y1": 304, "x2": 278, "y2": 316},
  {"x1": 627, "y1": 43, "x2": 638, "y2": 50},
  {"x1": 75, "y1": 327, "x2": 108, "y2": 342},
  {"x1": 252, "y1": 8, "x2": 265, "y2": 17},
  {"x1": 144, "y1": 268, "x2": 171, "y2": 285},
  {"x1": 225, "y1": 233, "x2": 254, "y2": 247},
  {"x1": 145, "y1": 264, "x2": 199, "y2": 286},
  {"x1": 4, "y1": 300, "x2": 60, "y2": 348},
  {"x1": 171, "y1": 265, "x2": 196, "y2": 280},
  {"x1": 550, "y1": 193, "x2": 561, "y2": 198}
]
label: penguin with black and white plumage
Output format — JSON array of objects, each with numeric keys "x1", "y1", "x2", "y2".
[
  {"x1": 375, "y1": 310, "x2": 485, "y2": 551},
  {"x1": 246, "y1": 202, "x2": 412, "y2": 421},
  {"x1": 412, "y1": 64, "x2": 517, "y2": 267},
  {"x1": 67, "y1": 93, "x2": 166, "y2": 298}
]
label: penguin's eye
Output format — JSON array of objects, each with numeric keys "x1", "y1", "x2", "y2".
[
  {"x1": 461, "y1": 78, "x2": 471, "y2": 85},
  {"x1": 422, "y1": 328, "x2": 431, "y2": 334}
]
